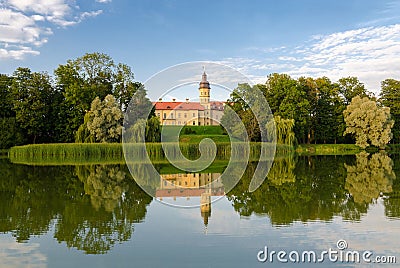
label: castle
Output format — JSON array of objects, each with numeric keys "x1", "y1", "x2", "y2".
[{"x1": 154, "y1": 71, "x2": 224, "y2": 126}]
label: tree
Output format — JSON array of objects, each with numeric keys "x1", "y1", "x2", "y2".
[
  {"x1": 11, "y1": 68, "x2": 55, "y2": 144},
  {"x1": 221, "y1": 83, "x2": 271, "y2": 142},
  {"x1": 267, "y1": 116, "x2": 295, "y2": 145},
  {"x1": 126, "y1": 117, "x2": 161, "y2": 143},
  {"x1": 124, "y1": 84, "x2": 154, "y2": 128},
  {"x1": 380, "y1": 78, "x2": 400, "y2": 143},
  {"x1": 338, "y1": 77, "x2": 369, "y2": 105},
  {"x1": 263, "y1": 74, "x2": 311, "y2": 143},
  {"x1": 343, "y1": 96, "x2": 394, "y2": 149},
  {"x1": 146, "y1": 116, "x2": 161, "y2": 142},
  {"x1": 314, "y1": 77, "x2": 344, "y2": 144},
  {"x1": 114, "y1": 63, "x2": 142, "y2": 112},
  {"x1": 55, "y1": 52, "x2": 139, "y2": 142},
  {"x1": 0, "y1": 74, "x2": 14, "y2": 118},
  {"x1": 0, "y1": 74, "x2": 24, "y2": 148},
  {"x1": 297, "y1": 77, "x2": 317, "y2": 143},
  {"x1": 79, "y1": 95, "x2": 123, "y2": 143}
]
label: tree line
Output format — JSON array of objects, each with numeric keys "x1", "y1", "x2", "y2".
[
  {"x1": 222, "y1": 73, "x2": 400, "y2": 146},
  {"x1": 0, "y1": 52, "x2": 146, "y2": 149},
  {"x1": 1, "y1": 52, "x2": 400, "y2": 148}
]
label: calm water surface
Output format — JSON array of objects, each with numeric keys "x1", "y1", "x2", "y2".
[{"x1": 1, "y1": 153, "x2": 399, "y2": 267}]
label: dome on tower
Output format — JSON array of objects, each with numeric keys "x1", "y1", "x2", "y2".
[{"x1": 199, "y1": 71, "x2": 210, "y2": 89}]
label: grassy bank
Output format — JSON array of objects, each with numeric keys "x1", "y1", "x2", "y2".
[
  {"x1": 9, "y1": 142, "x2": 368, "y2": 166},
  {"x1": 295, "y1": 144, "x2": 361, "y2": 155},
  {"x1": 9, "y1": 142, "x2": 288, "y2": 165}
]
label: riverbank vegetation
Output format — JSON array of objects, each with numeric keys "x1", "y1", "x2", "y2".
[{"x1": 2, "y1": 52, "x2": 400, "y2": 151}]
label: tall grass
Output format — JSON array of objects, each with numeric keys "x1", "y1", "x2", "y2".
[{"x1": 9, "y1": 142, "x2": 291, "y2": 165}]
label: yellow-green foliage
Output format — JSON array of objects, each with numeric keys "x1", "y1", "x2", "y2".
[
  {"x1": 75, "y1": 95, "x2": 123, "y2": 143},
  {"x1": 345, "y1": 152, "x2": 395, "y2": 204},
  {"x1": 343, "y1": 96, "x2": 394, "y2": 148},
  {"x1": 267, "y1": 115, "x2": 295, "y2": 145},
  {"x1": 267, "y1": 153, "x2": 296, "y2": 185}
]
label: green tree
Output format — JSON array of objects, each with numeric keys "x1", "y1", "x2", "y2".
[
  {"x1": 314, "y1": 77, "x2": 344, "y2": 144},
  {"x1": 146, "y1": 116, "x2": 161, "y2": 142},
  {"x1": 343, "y1": 96, "x2": 394, "y2": 149},
  {"x1": 297, "y1": 77, "x2": 317, "y2": 143},
  {"x1": 267, "y1": 115, "x2": 295, "y2": 145},
  {"x1": 380, "y1": 78, "x2": 400, "y2": 143},
  {"x1": 263, "y1": 74, "x2": 311, "y2": 143},
  {"x1": 124, "y1": 84, "x2": 154, "y2": 128},
  {"x1": 221, "y1": 83, "x2": 271, "y2": 142},
  {"x1": 0, "y1": 74, "x2": 14, "y2": 118},
  {"x1": 114, "y1": 63, "x2": 142, "y2": 112},
  {"x1": 338, "y1": 77, "x2": 369, "y2": 106},
  {"x1": 11, "y1": 68, "x2": 55, "y2": 144},
  {"x1": 0, "y1": 74, "x2": 24, "y2": 148},
  {"x1": 79, "y1": 95, "x2": 123, "y2": 143},
  {"x1": 55, "y1": 52, "x2": 139, "y2": 142}
]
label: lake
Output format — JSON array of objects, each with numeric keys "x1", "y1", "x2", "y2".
[{"x1": 0, "y1": 152, "x2": 399, "y2": 267}]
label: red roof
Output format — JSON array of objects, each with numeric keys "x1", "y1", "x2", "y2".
[
  {"x1": 153, "y1": 101, "x2": 205, "y2": 111},
  {"x1": 210, "y1": 101, "x2": 224, "y2": 111}
]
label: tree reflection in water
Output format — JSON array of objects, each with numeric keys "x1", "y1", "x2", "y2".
[
  {"x1": 0, "y1": 160, "x2": 152, "y2": 254},
  {"x1": 345, "y1": 152, "x2": 395, "y2": 204},
  {"x1": 226, "y1": 153, "x2": 397, "y2": 225},
  {"x1": 1, "y1": 153, "x2": 400, "y2": 254}
]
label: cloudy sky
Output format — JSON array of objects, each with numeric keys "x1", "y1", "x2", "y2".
[{"x1": 1, "y1": 0, "x2": 400, "y2": 96}]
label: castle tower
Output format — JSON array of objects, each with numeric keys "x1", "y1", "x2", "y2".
[
  {"x1": 200, "y1": 189, "x2": 211, "y2": 232},
  {"x1": 199, "y1": 69, "x2": 210, "y2": 107}
]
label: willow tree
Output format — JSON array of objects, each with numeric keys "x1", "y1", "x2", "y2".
[
  {"x1": 267, "y1": 115, "x2": 295, "y2": 146},
  {"x1": 343, "y1": 96, "x2": 394, "y2": 149},
  {"x1": 77, "y1": 94, "x2": 123, "y2": 143}
]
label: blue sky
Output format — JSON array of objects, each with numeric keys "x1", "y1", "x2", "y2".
[{"x1": 1, "y1": 0, "x2": 400, "y2": 99}]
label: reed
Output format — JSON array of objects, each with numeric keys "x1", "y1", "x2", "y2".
[{"x1": 9, "y1": 142, "x2": 292, "y2": 165}]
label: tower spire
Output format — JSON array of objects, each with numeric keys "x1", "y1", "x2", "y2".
[{"x1": 199, "y1": 69, "x2": 210, "y2": 88}]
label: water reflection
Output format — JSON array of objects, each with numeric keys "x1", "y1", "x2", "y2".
[
  {"x1": 156, "y1": 172, "x2": 224, "y2": 227},
  {"x1": 345, "y1": 152, "x2": 395, "y2": 204},
  {"x1": 0, "y1": 160, "x2": 152, "y2": 254},
  {"x1": 226, "y1": 153, "x2": 398, "y2": 225},
  {"x1": 1, "y1": 152, "x2": 400, "y2": 255}
]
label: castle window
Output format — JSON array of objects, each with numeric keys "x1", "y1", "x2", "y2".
[
  {"x1": 193, "y1": 113, "x2": 195, "y2": 117},
  {"x1": 184, "y1": 113, "x2": 187, "y2": 118},
  {"x1": 193, "y1": 121, "x2": 196, "y2": 125},
  {"x1": 163, "y1": 113, "x2": 166, "y2": 119},
  {"x1": 178, "y1": 113, "x2": 181, "y2": 118},
  {"x1": 157, "y1": 113, "x2": 160, "y2": 117}
]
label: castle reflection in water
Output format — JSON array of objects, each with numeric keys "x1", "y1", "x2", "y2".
[{"x1": 156, "y1": 173, "x2": 224, "y2": 227}]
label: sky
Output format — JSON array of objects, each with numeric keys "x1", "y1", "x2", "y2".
[{"x1": 1, "y1": 0, "x2": 400, "y2": 100}]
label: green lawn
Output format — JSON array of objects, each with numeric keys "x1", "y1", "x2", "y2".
[
  {"x1": 295, "y1": 144, "x2": 361, "y2": 155},
  {"x1": 179, "y1": 135, "x2": 231, "y2": 143}
]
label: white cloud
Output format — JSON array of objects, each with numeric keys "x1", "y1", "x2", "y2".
[
  {"x1": 0, "y1": 0, "x2": 104, "y2": 60},
  {"x1": 96, "y1": 0, "x2": 112, "y2": 3},
  {"x1": 0, "y1": 237, "x2": 47, "y2": 268},
  {"x1": 221, "y1": 24, "x2": 400, "y2": 95}
]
